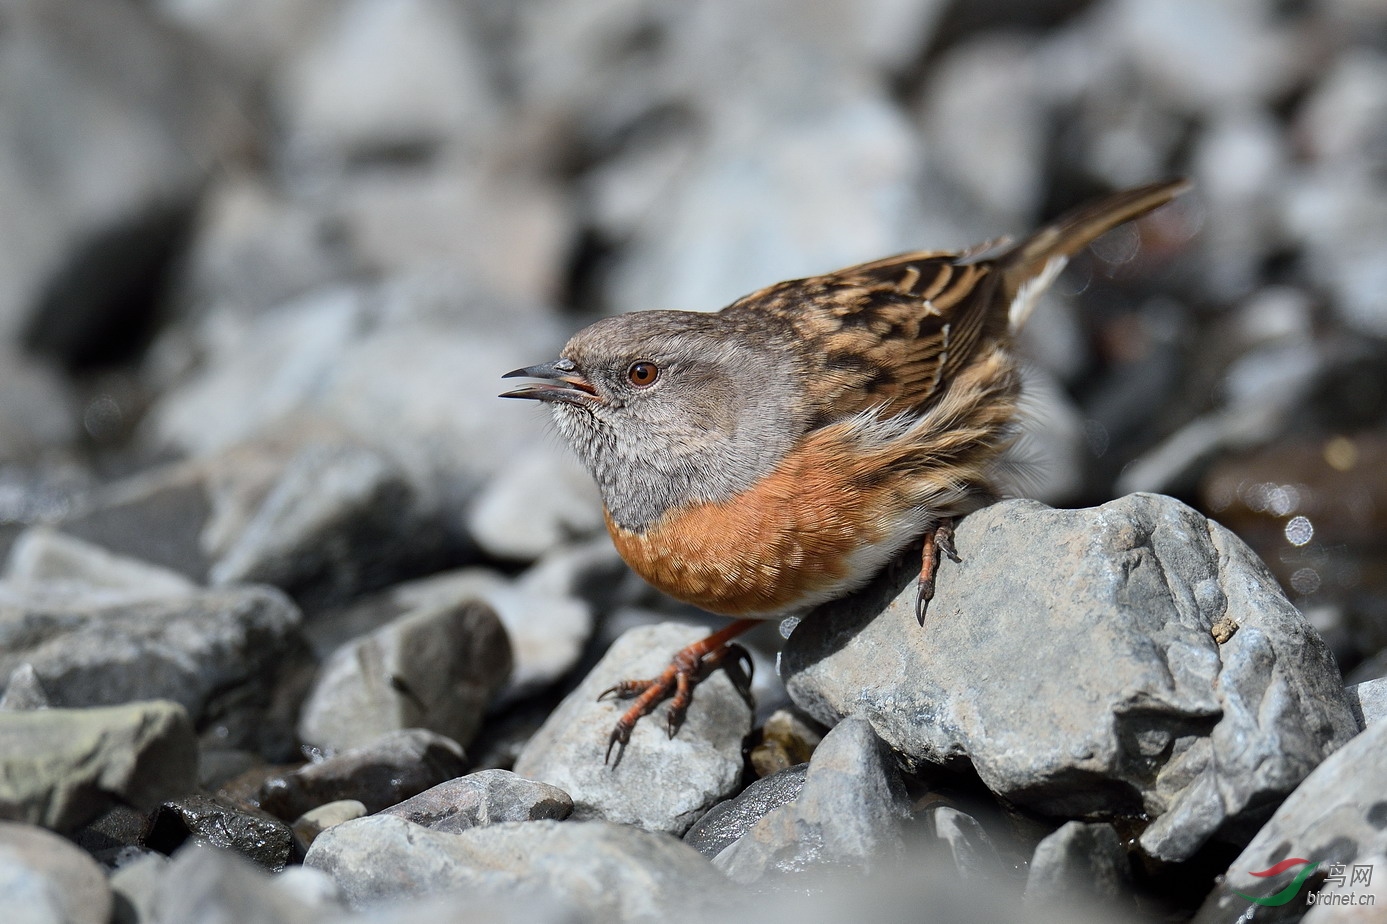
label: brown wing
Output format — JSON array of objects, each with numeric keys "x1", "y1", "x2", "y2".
[
  {"x1": 719, "y1": 250, "x2": 1006, "y2": 424},
  {"x1": 719, "y1": 178, "x2": 1191, "y2": 427}
]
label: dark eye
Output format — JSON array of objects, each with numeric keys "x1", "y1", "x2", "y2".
[{"x1": 627, "y1": 361, "x2": 659, "y2": 387}]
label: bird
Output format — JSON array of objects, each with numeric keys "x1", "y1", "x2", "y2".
[{"x1": 502, "y1": 179, "x2": 1190, "y2": 763}]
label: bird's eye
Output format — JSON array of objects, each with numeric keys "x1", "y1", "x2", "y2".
[{"x1": 627, "y1": 361, "x2": 659, "y2": 387}]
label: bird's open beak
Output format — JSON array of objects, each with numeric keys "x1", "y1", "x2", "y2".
[{"x1": 500, "y1": 359, "x2": 600, "y2": 405}]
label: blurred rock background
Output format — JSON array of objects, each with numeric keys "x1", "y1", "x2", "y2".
[
  {"x1": 3, "y1": 0, "x2": 1384, "y2": 674},
  {"x1": 4, "y1": 0, "x2": 1387, "y2": 919}
]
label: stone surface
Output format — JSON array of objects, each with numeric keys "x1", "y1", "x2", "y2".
[
  {"x1": 466, "y1": 447, "x2": 604, "y2": 560},
  {"x1": 305, "y1": 815, "x2": 726, "y2": 919},
  {"x1": 259, "y1": 728, "x2": 468, "y2": 820},
  {"x1": 150, "y1": 844, "x2": 331, "y2": 924},
  {"x1": 918, "y1": 805, "x2": 1003, "y2": 885},
  {"x1": 0, "y1": 582, "x2": 305, "y2": 755},
  {"x1": 0, "y1": 663, "x2": 49, "y2": 711},
  {"x1": 784, "y1": 495, "x2": 1359, "y2": 862},
  {"x1": 144, "y1": 794, "x2": 296, "y2": 872},
  {"x1": 1194, "y1": 717, "x2": 1387, "y2": 922},
  {"x1": 3, "y1": 527, "x2": 198, "y2": 598},
  {"x1": 0, "y1": 701, "x2": 197, "y2": 832},
  {"x1": 513, "y1": 623, "x2": 753, "y2": 835},
  {"x1": 749, "y1": 709, "x2": 823, "y2": 778},
  {"x1": 0, "y1": 0, "x2": 246, "y2": 362},
  {"x1": 713, "y1": 717, "x2": 911, "y2": 882},
  {"x1": 1346, "y1": 678, "x2": 1387, "y2": 729},
  {"x1": 0, "y1": 821, "x2": 112, "y2": 924},
  {"x1": 298, "y1": 598, "x2": 510, "y2": 752},
  {"x1": 290, "y1": 800, "x2": 367, "y2": 850},
  {"x1": 380, "y1": 770, "x2": 573, "y2": 833},
  {"x1": 1024, "y1": 821, "x2": 1132, "y2": 907},
  {"x1": 683, "y1": 764, "x2": 807, "y2": 859}
]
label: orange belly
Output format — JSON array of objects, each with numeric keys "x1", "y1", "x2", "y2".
[{"x1": 604, "y1": 430, "x2": 917, "y2": 617}]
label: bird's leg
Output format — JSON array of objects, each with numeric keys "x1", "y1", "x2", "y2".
[
  {"x1": 599, "y1": 618, "x2": 758, "y2": 766},
  {"x1": 916, "y1": 518, "x2": 960, "y2": 625}
]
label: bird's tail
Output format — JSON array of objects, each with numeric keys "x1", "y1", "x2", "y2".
[{"x1": 999, "y1": 178, "x2": 1191, "y2": 332}]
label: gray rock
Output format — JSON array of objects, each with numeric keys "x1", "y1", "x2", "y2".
[
  {"x1": 144, "y1": 794, "x2": 296, "y2": 872},
  {"x1": 0, "y1": 0, "x2": 246, "y2": 362},
  {"x1": 0, "y1": 701, "x2": 196, "y2": 832},
  {"x1": 466, "y1": 447, "x2": 604, "y2": 561},
  {"x1": 259, "y1": 728, "x2": 468, "y2": 820},
  {"x1": 513, "y1": 623, "x2": 753, "y2": 835},
  {"x1": 379, "y1": 770, "x2": 573, "y2": 832},
  {"x1": 0, "y1": 663, "x2": 49, "y2": 711},
  {"x1": 305, "y1": 815, "x2": 726, "y2": 920},
  {"x1": 713, "y1": 716, "x2": 911, "y2": 883},
  {"x1": 69, "y1": 804, "x2": 153, "y2": 866},
  {"x1": 0, "y1": 821, "x2": 112, "y2": 924},
  {"x1": 0, "y1": 353, "x2": 77, "y2": 463},
  {"x1": 1024, "y1": 821, "x2": 1132, "y2": 906},
  {"x1": 108, "y1": 851, "x2": 167, "y2": 924},
  {"x1": 1346, "y1": 678, "x2": 1387, "y2": 728},
  {"x1": 3, "y1": 527, "x2": 198, "y2": 598},
  {"x1": 0, "y1": 582, "x2": 305, "y2": 755},
  {"x1": 290, "y1": 800, "x2": 367, "y2": 850},
  {"x1": 297, "y1": 599, "x2": 511, "y2": 752},
  {"x1": 151, "y1": 844, "x2": 331, "y2": 924},
  {"x1": 784, "y1": 495, "x2": 1358, "y2": 862},
  {"x1": 683, "y1": 764, "x2": 807, "y2": 859},
  {"x1": 918, "y1": 805, "x2": 1003, "y2": 885},
  {"x1": 1194, "y1": 717, "x2": 1387, "y2": 922}
]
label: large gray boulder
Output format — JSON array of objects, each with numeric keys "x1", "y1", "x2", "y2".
[{"x1": 785, "y1": 494, "x2": 1358, "y2": 862}]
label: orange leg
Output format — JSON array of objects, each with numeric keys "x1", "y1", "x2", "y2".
[
  {"x1": 599, "y1": 619, "x2": 757, "y2": 765},
  {"x1": 916, "y1": 518, "x2": 959, "y2": 625}
]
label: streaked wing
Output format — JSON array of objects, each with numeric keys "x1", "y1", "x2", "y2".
[{"x1": 720, "y1": 250, "x2": 1006, "y2": 424}]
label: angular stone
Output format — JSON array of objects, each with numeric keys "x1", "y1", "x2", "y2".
[
  {"x1": 1346, "y1": 678, "x2": 1387, "y2": 729},
  {"x1": 380, "y1": 770, "x2": 572, "y2": 832},
  {"x1": 0, "y1": 663, "x2": 49, "y2": 711},
  {"x1": 0, "y1": 583, "x2": 305, "y2": 755},
  {"x1": 291, "y1": 800, "x2": 367, "y2": 851},
  {"x1": 713, "y1": 717, "x2": 911, "y2": 882},
  {"x1": 150, "y1": 844, "x2": 331, "y2": 924},
  {"x1": 784, "y1": 495, "x2": 1358, "y2": 862},
  {"x1": 3, "y1": 527, "x2": 197, "y2": 598},
  {"x1": 297, "y1": 599, "x2": 511, "y2": 752},
  {"x1": 304, "y1": 815, "x2": 725, "y2": 919},
  {"x1": 0, "y1": 821, "x2": 112, "y2": 924},
  {"x1": 1194, "y1": 718, "x2": 1387, "y2": 922},
  {"x1": 684, "y1": 764, "x2": 807, "y2": 859},
  {"x1": 466, "y1": 447, "x2": 604, "y2": 561},
  {"x1": 513, "y1": 623, "x2": 752, "y2": 835},
  {"x1": 749, "y1": 709, "x2": 823, "y2": 778},
  {"x1": 259, "y1": 729, "x2": 467, "y2": 820},
  {"x1": 0, "y1": 701, "x2": 197, "y2": 832},
  {"x1": 919, "y1": 805, "x2": 1003, "y2": 885},
  {"x1": 1024, "y1": 821, "x2": 1132, "y2": 906},
  {"x1": 144, "y1": 794, "x2": 295, "y2": 872}
]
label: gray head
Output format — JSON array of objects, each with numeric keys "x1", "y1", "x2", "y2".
[{"x1": 501, "y1": 310, "x2": 807, "y2": 531}]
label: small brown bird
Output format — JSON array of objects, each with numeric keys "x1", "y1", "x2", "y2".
[{"x1": 503, "y1": 179, "x2": 1189, "y2": 761}]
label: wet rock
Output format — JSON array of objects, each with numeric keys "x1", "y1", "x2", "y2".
[
  {"x1": 918, "y1": 805, "x2": 1003, "y2": 885},
  {"x1": 144, "y1": 794, "x2": 295, "y2": 872},
  {"x1": 297, "y1": 599, "x2": 511, "y2": 752},
  {"x1": 1194, "y1": 716, "x2": 1387, "y2": 922},
  {"x1": 379, "y1": 770, "x2": 572, "y2": 833},
  {"x1": 513, "y1": 623, "x2": 753, "y2": 835},
  {"x1": 713, "y1": 717, "x2": 911, "y2": 882},
  {"x1": 0, "y1": 582, "x2": 304, "y2": 754},
  {"x1": 784, "y1": 495, "x2": 1359, "y2": 863},
  {"x1": 0, "y1": 701, "x2": 196, "y2": 832},
  {"x1": 1024, "y1": 821, "x2": 1132, "y2": 907},
  {"x1": 0, "y1": 0, "x2": 247, "y2": 363},
  {"x1": 466, "y1": 447, "x2": 604, "y2": 561},
  {"x1": 749, "y1": 709, "x2": 823, "y2": 778},
  {"x1": 150, "y1": 844, "x2": 332, "y2": 924},
  {"x1": 259, "y1": 728, "x2": 468, "y2": 820},
  {"x1": 1346, "y1": 678, "x2": 1387, "y2": 729},
  {"x1": 290, "y1": 800, "x2": 366, "y2": 851},
  {"x1": 69, "y1": 804, "x2": 152, "y2": 868},
  {"x1": 0, "y1": 663, "x2": 49, "y2": 711},
  {"x1": 305, "y1": 815, "x2": 726, "y2": 919},
  {"x1": 684, "y1": 764, "x2": 807, "y2": 859},
  {"x1": 0, "y1": 821, "x2": 112, "y2": 924}
]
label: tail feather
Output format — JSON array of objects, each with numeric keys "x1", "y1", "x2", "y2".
[{"x1": 1002, "y1": 178, "x2": 1191, "y2": 331}]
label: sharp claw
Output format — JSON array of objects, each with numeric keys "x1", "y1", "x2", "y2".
[
  {"x1": 728, "y1": 643, "x2": 754, "y2": 686},
  {"x1": 915, "y1": 582, "x2": 930, "y2": 626},
  {"x1": 605, "y1": 725, "x2": 629, "y2": 767},
  {"x1": 597, "y1": 686, "x2": 619, "y2": 702}
]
